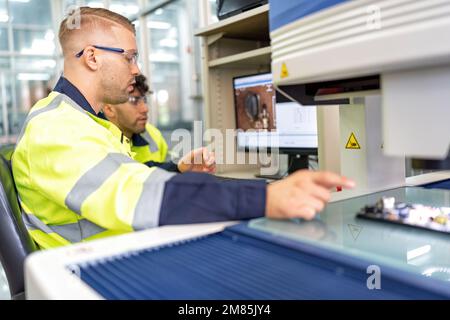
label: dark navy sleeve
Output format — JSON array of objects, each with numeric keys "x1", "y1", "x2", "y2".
[
  {"x1": 159, "y1": 172, "x2": 267, "y2": 225},
  {"x1": 144, "y1": 161, "x2": 180, "y2": 173}
]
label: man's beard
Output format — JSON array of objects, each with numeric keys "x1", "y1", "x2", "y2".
[
  {"x1": 105, "y1": 95, "x2": 128, "y2": 105},
  {"x1": 136, "y1": 126, "x2": 146, "y2": 134},
  {"x1": 102, "y1": 84, "x2": 128, "y2": 104},
  {"x1": 100, "y1": 69, "x2": 129, "y2": 104}
]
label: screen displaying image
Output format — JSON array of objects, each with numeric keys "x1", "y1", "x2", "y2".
[
  {"x1": 234, "y1": 73, "x2": 276, "y2": 131},
  {"x1": 233, "y1": 73, "x2": 318, "y2": 150}
]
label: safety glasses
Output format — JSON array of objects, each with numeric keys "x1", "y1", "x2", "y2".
[
  {"x1": 128, "y1": 95, "x2": 153, "y2": 106},
  {"x1": 75, "y1": 45, "x2": 138, "y2": 65}
]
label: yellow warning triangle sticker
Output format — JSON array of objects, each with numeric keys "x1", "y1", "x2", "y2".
[
  {"x1": 280, "y1": 63, "x2": 289, "y2": 79},
  {"x1": 346, "y1": 132, "x2": 361, "y2": 149}
]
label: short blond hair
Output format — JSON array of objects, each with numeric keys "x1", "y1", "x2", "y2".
[{"x1": 59, "y1": 7, "x2": 135, "y2": 55}]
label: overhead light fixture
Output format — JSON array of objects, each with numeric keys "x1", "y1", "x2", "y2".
[
  {"x1": 149, "y1": 52, "x2": 177, "y2": 63},
  {"x1": 44, "y1": 30, "x2": 54, "y2": 41},
  {"x1": 17, "y1": 73, "x2": 50, "y2": 81},
  {"x1": 0, "y1": 10, "x2": 8, "y2": 23},
  {"x1": 86, "y1": 1, "x2": 103, "y2": 8},
  {"x1": 159, "y1": 38, "x2": 178, "y2": 48},
  {"x1": 147, "y1": 21, "x2": 171, "y2": 29},
  {"x1": 168, "y1": 27, "x2": 178, "y2": 38},
  {"x1": 20, "y1": 39, "x2": 55, "y2": 55},
  {"x1": 157, "y1": 89, "x2": 169, "y2": 104},
  {"x1": 110, "y1": 4, "x2": 139, "y2": 16},
  {"x1": 32, "y1": 59, "x2": 56, "y2": 69}
]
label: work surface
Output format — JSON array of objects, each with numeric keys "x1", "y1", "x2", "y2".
[
  {"x1": 25, "y1": 186, "x2": 450, "y2": 299},
  {"x1": 251, "y1": 187, "x2": 450, "y2": 283}
]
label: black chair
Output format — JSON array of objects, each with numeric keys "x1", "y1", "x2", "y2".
[{"x1": 0, "y1": 154, "x2": 37, "y2": 300}]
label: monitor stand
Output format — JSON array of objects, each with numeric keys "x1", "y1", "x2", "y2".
[
  {"x1": 254, "y1": 154, "x2": 310, "y2": 180},
  {"x1": 254, "y1": 172, "x2": 287, "y2": 180},
  {"x1": 287, "y1": 153, "x2": 309, "y2": 173}
]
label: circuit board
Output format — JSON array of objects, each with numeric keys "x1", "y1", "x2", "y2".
[{"x1": 357, "y1": 197, "x2": 450, "y2": 234}]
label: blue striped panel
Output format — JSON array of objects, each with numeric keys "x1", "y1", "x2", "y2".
[
  {"x1": 74, "y1": 225, "x2": 450, "y2": 300},
  {"x1": 422, "y1": 179, "x2": 450, "y2": 190},
  {"x1": 269, "y1": 0, "x2": 351, "y2": 31}
]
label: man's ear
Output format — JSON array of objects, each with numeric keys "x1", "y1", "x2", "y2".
[
  {"x1": 83, "y1": 46, "x2": 99, "y2": 71},
  {"x1": 103, "y1": 104, "x2": 116, "y2": 120}
]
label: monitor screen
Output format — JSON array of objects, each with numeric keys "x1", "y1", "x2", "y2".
[
  {"x1": 217, "y1": 0, "x2": 268, "y2": 20},
  {"x1": 233, "y1": 73, "x2": 318, "y2": 150}
]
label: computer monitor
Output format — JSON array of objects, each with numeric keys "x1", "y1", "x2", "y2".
[
  {"x1": 217, "y1": 0, "x2": 268, "y2": 20},
  {"x1": 233, "y1": 72, "x2": 318, "y2": 177}
]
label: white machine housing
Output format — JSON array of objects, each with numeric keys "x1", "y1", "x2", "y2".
[{"x1": 271, "y1": 0, "x2": 450, "y2": 159}]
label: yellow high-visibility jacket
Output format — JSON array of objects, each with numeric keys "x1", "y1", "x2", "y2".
[
  {"x1": 12, "y1": 92, "x2": 176, "y2": 249},
  {"x1": 131, "y1": 123, "x2": 168, "y2": 164}
]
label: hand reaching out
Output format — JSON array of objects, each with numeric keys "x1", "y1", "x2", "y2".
[
  {"x1": 177, "y1": 147, "x2": 216, "y2": 173},
  {"x1": 266, "y1": 170, "x2": 355, "y2": 220}
]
